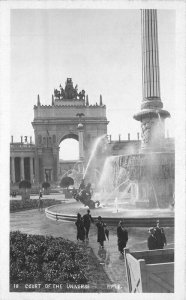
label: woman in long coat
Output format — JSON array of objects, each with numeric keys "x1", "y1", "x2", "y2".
[
  {"x1": 75, "y1": 213, "x2": 85, "y2": 242},
  {"x1": 96, "y1": 216, "x2": 106, "y2": 248}
]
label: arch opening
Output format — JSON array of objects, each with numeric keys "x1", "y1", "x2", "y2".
[{"x1": 59, "y1": 135, "x2": 79, "y2": 161}]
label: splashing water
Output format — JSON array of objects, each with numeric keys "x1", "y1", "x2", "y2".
[
  {"x1": 98, "y1": 156, "x2": 116, "y2": 192},
  {"x1": 114, "y1": 197, "x2": 118, "y2": 212},
  {"x1": 83, "y1": 134, "x2": 106, "y2": 179},
  {"x1": 113, "y1": 178, "x2": 130, "y2": 193},
  {"x1": 150, "y1": 181, "x2": 159, "y2": 208},
  {"x1": 156, "y1": 110, "x2": 163, "y2": 130}
]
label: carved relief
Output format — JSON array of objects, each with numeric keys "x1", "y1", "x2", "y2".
[
  {"x1": 48, "y1": 137, "x2": 52, "y2": 146},
  {"x1": 43, "y1": 137, "x2": 46, "y2": 146},
  {"x1": 141, "y1": 119, "x2": 153, "y2": 144},
  {"x1": 38, "y1": 135, "x2": 42, "y2": 145},
  {"x1": 53, "y1": 135, "x2": 56, "y2": 144}
]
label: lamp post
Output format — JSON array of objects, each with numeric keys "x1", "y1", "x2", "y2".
[{"x1": 76, "y1": 113, "x2": 85, "y2": 162}]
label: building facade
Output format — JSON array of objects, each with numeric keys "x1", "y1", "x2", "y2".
[
  {"x1": 10, "y1": 78, "x2": 109, "y2": 185},
  {"x1": 10, "y1": 77, "x2": 174, "y2": 186}
]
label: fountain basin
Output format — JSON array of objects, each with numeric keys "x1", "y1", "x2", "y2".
[{"x1": 45, "y1": 201, "x2": 174, "y2": 227}]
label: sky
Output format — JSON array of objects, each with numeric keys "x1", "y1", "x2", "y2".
[{"x1": 10, "y1": 9, "x2": 176, "y2": 159}]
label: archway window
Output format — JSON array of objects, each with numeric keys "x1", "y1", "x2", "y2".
[{"x1": 59, "y1": 138, "x2": 79, "y2": 160}]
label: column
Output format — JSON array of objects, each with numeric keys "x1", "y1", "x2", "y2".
[
  {"x1": 133, "y1": 9, "x2": 170, "y2": 152},
  {"x1": 20, "y1": 157, "x2": 25, "y2": 180},
  {"x1": 142, "y1": 9, "x2": 161, "y2": 101},
  {"x1": 11, "y1": 157, "x2": 15, "y2": 183},
  {"x1": 30, "y1": 157, "x2": 34, "y2": 183}
]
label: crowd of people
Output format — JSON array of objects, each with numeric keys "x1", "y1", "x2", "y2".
[
  {"x1": 75, "y1": 209, "x2": 94, "y2": 242},
  {"x1": 37, "y1": 179, "x2": 167, "y2": 254},
  {"x1": 75, "y1": 211, "x2": 167, "y2": 256}
]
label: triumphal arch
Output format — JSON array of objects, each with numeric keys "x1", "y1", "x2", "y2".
[{"x1": 32, "y1": 78, "x2": 108, "y2": 183}]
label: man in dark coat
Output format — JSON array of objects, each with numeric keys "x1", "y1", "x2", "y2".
[
  {"x1": 96, "y1": 216, "x2": 106, "y2": 248},
  {"x1": 154, "y1": 220, "x2": 167, "y2": 249},
  {"x1": 117, "y1": 221, "x2": 128, "y2": 255},
  {"x1": 75, "y1": 213, "x2": 85, "y2": 242},
  {"x1": 83, "y1": 209, "x2": 94, "y2": 240},
  {"x1": 147, "y1": 228, "x2": 157, "y2": 250}
]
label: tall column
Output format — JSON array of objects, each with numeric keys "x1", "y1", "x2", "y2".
[
  {"x1": 78, "y1": 123, "x2": 84, "y2": 160},
  {"x1": 11, "y1": 157, "x2": 15, "y2": 183},
  {"x1": 20, "y1": 157, "x2": 25, "y2": 180},
  {"x1": 134, "y1": 9, "x2": 170, "y2": 152},
  {"x1": 30, "y1": 157, "x2": 34, "y2": 183},
  {"x1": 142, "y1": 9, "x2": 161, "y2": 102}
]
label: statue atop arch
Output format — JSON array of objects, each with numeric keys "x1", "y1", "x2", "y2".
[{"x1": 54, "y1": 78, "x2": 85, "y2": 100}]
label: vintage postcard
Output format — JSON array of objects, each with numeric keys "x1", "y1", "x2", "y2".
[{"x1": 0, "y1": 1, "x2": 186, "y2": 299}]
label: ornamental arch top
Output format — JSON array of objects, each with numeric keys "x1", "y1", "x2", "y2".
[{"x1": 32, "y1": 78, "x2": 108, "y2": 184}]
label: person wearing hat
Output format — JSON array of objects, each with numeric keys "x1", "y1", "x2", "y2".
[
  {"x1": 96, "y1": 216, "x2": 106, "y2": 248},
  {"x1": 83, "y1": 209, "x2": 94, "y2": 240},
  {"x1": 147, "y1": 227, "x2": 157, "y2": 250},
  {"x1": 75, "y1": 213, "x2": 85, "y2": 242},
  {"x1": 154, "y1": 220, "x2": 167, "y2": 249},
  {"x1": 117, "y1": 220, "x2": 128, "y2": 255}
]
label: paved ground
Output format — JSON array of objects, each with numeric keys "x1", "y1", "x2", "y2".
[{"x1": 10, "y1": 204, "x2": 174, "y2": 293}]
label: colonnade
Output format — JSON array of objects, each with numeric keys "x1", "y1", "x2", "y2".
[{"x1": 10, "y1": 156, "x2": 35, "y2": 183}]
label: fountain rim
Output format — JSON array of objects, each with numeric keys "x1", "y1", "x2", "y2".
[{"x1": 45, "y1": 204, "x2": 174, "y2": 227}]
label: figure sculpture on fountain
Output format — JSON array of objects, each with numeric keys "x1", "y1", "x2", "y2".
[{"x1": 73, "y1": 180, "x2": 100, "y2": 209}]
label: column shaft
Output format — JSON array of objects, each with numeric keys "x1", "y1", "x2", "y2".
[
  {"x1": 20, "y1": 157, "x2": 25, "y2": 180},
  {"x1": 142, "y1": 9, "x2": 161, "y2": 100},
  {"x1": 11, "y1": 157, "x2": 15, "y2": 183},
  {"x1": 30, "y1": 157, "x2": 33, "y2": 183}
]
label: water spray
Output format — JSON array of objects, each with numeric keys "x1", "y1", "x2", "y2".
[{"x1": 83, "y1": 134, "x2": 107, "y2": 179}]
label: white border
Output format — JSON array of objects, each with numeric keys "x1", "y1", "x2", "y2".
[{"x1": 0, "y1": 1, "x2": 185, "y2": 300}]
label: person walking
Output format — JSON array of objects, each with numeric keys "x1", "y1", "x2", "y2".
[
  {"x1": 96, "y1": 216, "x2": 106, "y2": 248},
  {"x1": 83, "y1": 209, "x2": 94, "y2": 240},
  {"x1": 147, "y1": 227, "x2": 157, "y2": 250},
  {"x1": 75, "y1": 213, "x2": 85, "y2": 242},
  {"x1": 38, "y1": 190, "x2": 43, "y2": 211},
  {"x1": 38, "y1": 197, "x2": 43, "y2": 211},
  {"x1": 39, "y1": 190, "x2": 43, "y2": 199},
  {"x1": 154, "y1": 220, "x2": 167, "y2": 249},
  {"x1": 117, "y1": 221, "x2": 128, "y2": 255}
]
